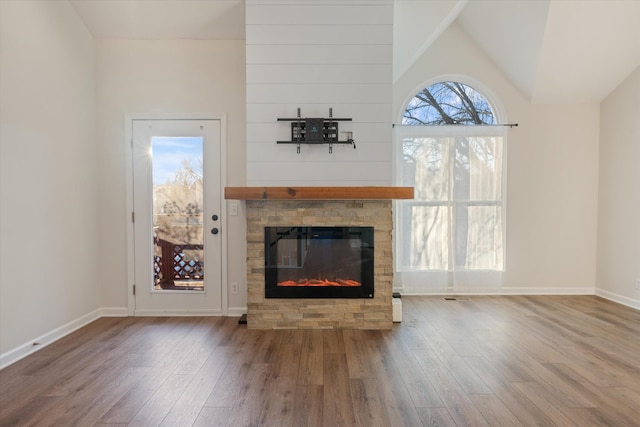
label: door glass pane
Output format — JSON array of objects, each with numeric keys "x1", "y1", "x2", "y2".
[{"x1": 151, "y1": 137, "x2": 204, "y2": 291}]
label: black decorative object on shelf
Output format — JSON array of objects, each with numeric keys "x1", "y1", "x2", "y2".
[{"x1": 277, "y1": 108, "x2": 356, "y2": 154}]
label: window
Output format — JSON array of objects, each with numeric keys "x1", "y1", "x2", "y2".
[
  {"x1": 403, "y1": 82, "x2": 495, "y2": 126},
  {"x1": 395, "y1": 81, "x2": 505, "y2": 291}
]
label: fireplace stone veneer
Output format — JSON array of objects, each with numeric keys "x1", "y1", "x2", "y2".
[{"x1": 246, "y1": 200, "x2": 393, "y2": 329}]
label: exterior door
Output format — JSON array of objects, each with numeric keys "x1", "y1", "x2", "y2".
[{"x1": 132, "y1": 119, "x2": 222, "y2": 315}]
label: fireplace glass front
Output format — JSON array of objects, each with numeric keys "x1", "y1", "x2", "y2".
[{"x1": 264, "y1": 226, "x2": 374, "y2": 298}]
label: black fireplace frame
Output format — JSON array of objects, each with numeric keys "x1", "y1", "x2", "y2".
[{"x1": 264, "y1": 226, "x2": 374, "y2": 299}]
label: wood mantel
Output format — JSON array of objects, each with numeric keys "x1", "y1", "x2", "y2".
[{"x1": 224, "y1": 186, "x2": 414, "y2": 200}]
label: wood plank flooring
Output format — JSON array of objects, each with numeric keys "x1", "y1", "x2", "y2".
[{"x1": 1, "y1": 296, "x2": 639, "y2": 426}]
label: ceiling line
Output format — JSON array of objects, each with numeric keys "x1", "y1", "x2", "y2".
[{"x1": 393, "y1": 0, "x2": 468, "y2": 84}]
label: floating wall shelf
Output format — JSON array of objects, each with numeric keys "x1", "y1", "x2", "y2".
[{"x1": 277, "y1": 108, "x2": 355, "y2": 153}]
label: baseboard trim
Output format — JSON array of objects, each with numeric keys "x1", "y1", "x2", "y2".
[
  {"x1": 133, "y1": 309, "x2": 223, "y2": 316},
  {"x1": 100, "y1": 306, "x2": 244, "y2": 317},
  {"x1": 399, "y1": 287, "x2": 595, "y2": 296},
  {"x1": 497, "y1": 287, "x2": 595, "y2": 295},
  {"x1": 0, "y1": 308, "x2": 102, "y2": 370},
  {"x1": 595, "y1": 289, "x2": 640, "y2": 310}
]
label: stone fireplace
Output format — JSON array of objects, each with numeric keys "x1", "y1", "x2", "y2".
[{"x1": 225, "y1": 187, "x2": 413, "y2": 330}]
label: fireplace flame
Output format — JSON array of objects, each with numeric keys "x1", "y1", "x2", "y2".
[{"x1": 278, "y1": 278, "x2": 361, "y2": 287}]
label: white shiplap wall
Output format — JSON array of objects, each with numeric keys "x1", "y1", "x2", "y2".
[{"x1": 246, "y1": 1, "x2": 393, "y2": 186}]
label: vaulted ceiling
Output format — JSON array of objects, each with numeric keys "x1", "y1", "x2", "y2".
[
  {"x1": 69, "y1": 0, "x2": 246, "y2": 40},
  {"x1": 70, "y1": 0, "x2": 639, "y2": 104}
]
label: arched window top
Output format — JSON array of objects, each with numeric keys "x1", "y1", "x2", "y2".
[{"x1": 403, "y1": 81, "x2": 495, "y2": 125}]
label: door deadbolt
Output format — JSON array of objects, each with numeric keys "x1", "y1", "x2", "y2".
[{"x1": 212, "y1": 214, "x2": 219, "y2": 221}]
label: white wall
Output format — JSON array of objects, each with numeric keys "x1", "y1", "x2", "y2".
[
  {"x1": 0, "y1": 1, "x2": 99, "y2": 358},
  {"x1": 95, "y1": 40, "x2": 247, "y2": 313},
  {"x1": 246, "y1": 0, "x2": 393, "y2": 186},
  {"x1": 596, "y1": 66, "x2": 640, "y2": 308},
  {"x1": 393, "y1": 23, "x2": 600, "y2": 293}
]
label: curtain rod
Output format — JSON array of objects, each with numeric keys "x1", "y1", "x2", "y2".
[{"x1": 392, "y1": 123, "x2": 518, "y2": 128}]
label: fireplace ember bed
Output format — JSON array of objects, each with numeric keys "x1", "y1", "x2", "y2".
[{"x1": 264, "y1": 226, "x2": 374, "y2": 299}]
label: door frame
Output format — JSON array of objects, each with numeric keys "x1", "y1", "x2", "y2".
[{"x1": 125, "y1": 113, "x2": 228, "y2": 316}]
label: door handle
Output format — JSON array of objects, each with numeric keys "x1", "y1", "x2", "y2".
[{"x1": 211, "y1": 227, "x2": 219, "y2": 235}]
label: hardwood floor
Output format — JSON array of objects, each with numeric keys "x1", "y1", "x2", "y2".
[{"x1": 1, "y1": 296, "x2": 639, "y2": 426}]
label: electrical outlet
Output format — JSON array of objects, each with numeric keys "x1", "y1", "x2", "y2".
[
  {"x1": 231, "y1": 282, "x2": 239, "y2": 295},
  {"x1": 635, "y1": 277, "x2": 640, "y2": 291},
  {"x1": 230, "y1": 201, "x2": 238, "y2": 216}
]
